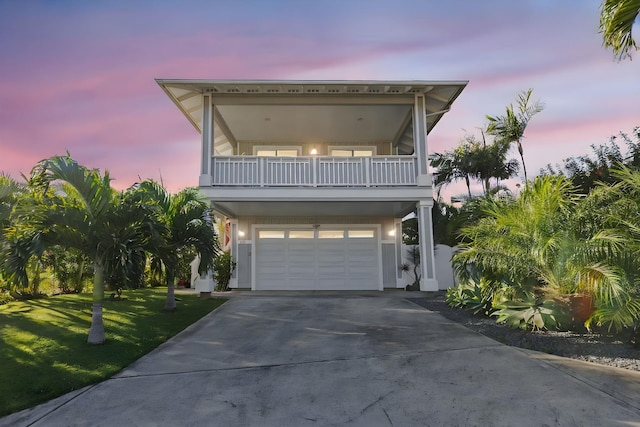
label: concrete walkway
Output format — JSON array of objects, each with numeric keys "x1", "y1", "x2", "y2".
[{"x1": 3, "y1": 293, "x2": 640, "y2": 426}]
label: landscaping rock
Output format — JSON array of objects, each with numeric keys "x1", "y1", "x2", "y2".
[{"x1": 409, "y1": 293, "x2": 640, "y2": 372}]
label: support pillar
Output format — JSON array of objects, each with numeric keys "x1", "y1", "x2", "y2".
[
  {"x1": 413, "y1": 94, "x2": 431, "y2": 187},
  {"x1": 417, "y1": 200, "x2": 438, "y2": 291},
  {"x1": 199, "y1": 94, "x2": 214, "y2": 186}
]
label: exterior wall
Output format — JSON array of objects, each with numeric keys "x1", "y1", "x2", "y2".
[
  {"x1": 381, "y1": 243, "x2": 397, "y2": 288},
  {"x1": 399, "y1": 244, "x2": 458, "y2": 290},
  {"x1": 434, "y1": 244, "x2": 458, "y2": 290}
]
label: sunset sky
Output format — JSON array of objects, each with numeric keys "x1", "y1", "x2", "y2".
[{"x1": 1, "y1": 1, "x2": 638, "y2": 198}]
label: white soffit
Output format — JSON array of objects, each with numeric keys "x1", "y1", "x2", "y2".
[
  {"x1": 156, "y1": 79, "x2": 468, "y2": 141},
  {"x1": 217, "y1": 104, "x2": 411, "y2": 143}
]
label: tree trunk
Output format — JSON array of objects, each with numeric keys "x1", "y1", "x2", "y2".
[
  {"x1": 164, "y1": 273, "x2": 177, "y2": 311},
  {"x1": 518, "y1": 140, "x2": 528, "y2": 182},
  {"x1": 87, "y1": 264, "x2": 105, "y2": 344}
]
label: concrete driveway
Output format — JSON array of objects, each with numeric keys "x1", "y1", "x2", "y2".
[{"x1": 4, "y1": 293, "x2": 640, "y2": 426}]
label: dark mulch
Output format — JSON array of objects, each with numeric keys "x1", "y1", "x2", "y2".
[{"x1": 408, "y1": 292, "x2": 640, "y2": 372}]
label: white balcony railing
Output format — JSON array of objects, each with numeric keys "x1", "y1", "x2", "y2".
[{"x1": 211, "y1": 156, "x2": 417, "y2": 187}]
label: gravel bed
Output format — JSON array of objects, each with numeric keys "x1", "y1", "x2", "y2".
[{"x1": 408, "y1": 293, "x2": 640, "y2": 372}]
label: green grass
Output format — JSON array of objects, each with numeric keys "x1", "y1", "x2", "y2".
[{"x1": 0, "y1": 289, "x2": 226, "y2": 416}]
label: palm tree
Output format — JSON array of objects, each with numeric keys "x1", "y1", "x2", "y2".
[
  {"x1": 133, "y1": 180, "x2": 219, "y2": 311},
  {"x1": 3, "y1": 155, "x2": 165, "y2": 344},
  {"x1": 600, "y1": 0, "x2": 640, "y2": 61},
  {"x1": 432, "y1": 135, "x2": 519, "y2": 198},
  {"x1": 0, "y1": 173, "x2": 24, "y2": 229},
  {"x1": 486, "y1": 89, "x2": 545, "y2": 182},
  {"x1": 431, "y1": 141, "x2": 476, "y2": 199},
  {"x1": 0, "y1": 174, "x2": 24, "y2": 283},
  {"x1": 469, "y1": 134, "x2": 519, "y2": 195},
  {"x1": 577, "y1": 166, "x2": 640, "y2": 330}
]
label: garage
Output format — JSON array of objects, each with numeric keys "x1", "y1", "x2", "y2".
[{"x1": 254, "y1": 227, "x2": 381, "y2": 290}]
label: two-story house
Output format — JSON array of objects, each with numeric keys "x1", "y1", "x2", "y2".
[{"x1": 157, "y1": 80, "x2": 467, "y2": 291}]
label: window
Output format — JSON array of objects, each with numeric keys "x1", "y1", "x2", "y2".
[
  {"x1": 329, "y1": 146, "x2": 376, "y2": 157},
  {"x1": 318, "y1": 230, "x2": 345, "y2": 239},
  {"x1": 348, "y1": 230, "x2": 374, "y2": 238},
  {"x1": 289, "y1": 230, "x2": 314, "y2": 239},
  {"x1": 259, "y1": 230, "x2": 285, "y2": 239},
  {"x1": 254, "y1": 146, "x2": 300, "y2": 157}
]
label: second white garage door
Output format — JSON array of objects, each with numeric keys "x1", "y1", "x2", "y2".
[{"x1": 254, "y1": 228, "x2": 380, "y2": 290}]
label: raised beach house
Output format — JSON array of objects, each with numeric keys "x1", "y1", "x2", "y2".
[{"x1": 156, "y1": 79, "x2": 467, "y2": 291}]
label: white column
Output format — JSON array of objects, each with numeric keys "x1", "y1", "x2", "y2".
[
  {"x1": 413, "y1": 94, "x2": 432, "y2": 187},
  {"x1": 199, "y1": 94, "x2": 213, "y2": 186},
  {"x1": 195, "y1": 201, "x2": 217, "y2": 293},
  {"x1": 417, "y1": 200, "x2": 438, "y2": 291},
  {"x1": 229, "y1": 218, "x2": 238, "y2": 288},
  {"x1": 394, "y1": 218, "x2": 403, "y2": 286}
]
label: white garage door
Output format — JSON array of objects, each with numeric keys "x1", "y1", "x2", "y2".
[{"x1": 255, "y1": 228, "x2": 379, "y2": 290}]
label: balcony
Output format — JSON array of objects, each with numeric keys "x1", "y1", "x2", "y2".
[{"x1": 210, "y1": 156, "x2": 418, "y2": 187}]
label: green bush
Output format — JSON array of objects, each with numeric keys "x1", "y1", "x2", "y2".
[
  {"x1": 445, "y1": 278, "x2": 496, "y2": 316},
  {"x1": 0, "y1": 290, "x2": 14, "y2": 305},
  {"x1": 213, "y1": 252, "x2": 236, "y2": 292}
]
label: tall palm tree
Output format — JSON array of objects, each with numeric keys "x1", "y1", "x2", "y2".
[
  {"x1": 600, "y1": 0, "x2": 640, "y2": 60},
  {"x1": 431, "y1": 136, "x2": 519, "y2": 198},
  {"x1": 133, "y1": 180, "x2": 219, "y2": 311},
  {"x1": 486, "y1": 89, "x2": 545, "y2": 182},
  {"x1": 431, "y1": 142, "x2": 476, "y2": 199},
  {"x1": 3, "y1": 155, "x2": 165, "y2": 344},
  {"x1": 469, "y1": 134, "x2": 519, "y2": 195}
]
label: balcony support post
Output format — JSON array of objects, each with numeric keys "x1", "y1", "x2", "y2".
[
  {"x1": 413, "y1": 94, "x2": 432, "y2": 187},
  {"x1": 199, "y1": 94, "x2": 214, "y2": 186},
  {"x1": 417, "y1": 200, "x2": 438, "y2": 291}
]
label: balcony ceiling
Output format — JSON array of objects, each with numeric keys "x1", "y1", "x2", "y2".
[
  {"x1": 216, "y1": 104, "x2": 411, "y2": 143},
  {"x1": 157, "y1": 80, "x2": 467, "y2": 150}
]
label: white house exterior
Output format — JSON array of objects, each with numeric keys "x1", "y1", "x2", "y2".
[{"x1": 156, "y1": 80, "x2": 467, "y2": 291}]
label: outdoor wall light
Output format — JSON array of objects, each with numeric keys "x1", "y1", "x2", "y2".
[
  {"x1": 310, "y1": 148, "x2": 318, "y2": 155},
  {"x1": 238, "y1": 230, "x2": 245, "y2": 237},
  {"x1": 388, "y1": 229, "x2": 396, "y2": 237}
]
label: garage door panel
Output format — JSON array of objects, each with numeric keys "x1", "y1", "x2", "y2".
[{"x1": 255, "y1": 227, "x2": 379, "y2": 290}]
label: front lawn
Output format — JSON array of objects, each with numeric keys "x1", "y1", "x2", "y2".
[{"x1": 0, "y1": 289, "x2": 226, "y2": 416}]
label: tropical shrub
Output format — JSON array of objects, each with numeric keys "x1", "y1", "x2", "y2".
[
  {"x1": 453, "y1": 174, "x2": 640, "y2": 332},
  {"x1": 492, "y1": 295, "x2": 569, "y2": 331},
  {"x1": 213, "y1": 252, "x2": 236, "y2": 292},
  {"x1": 400, "y1": 246, "x2": 421, "y2": 291},
  {"x1": 0, "y1": 289, "x2": 13, "y2": 305},
  {"x1": 41, "y1": 247, "x2": 92, "y2": 293},
  {"x1": 445, "y1": 277, "x2": 496, "y2": 316}
]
